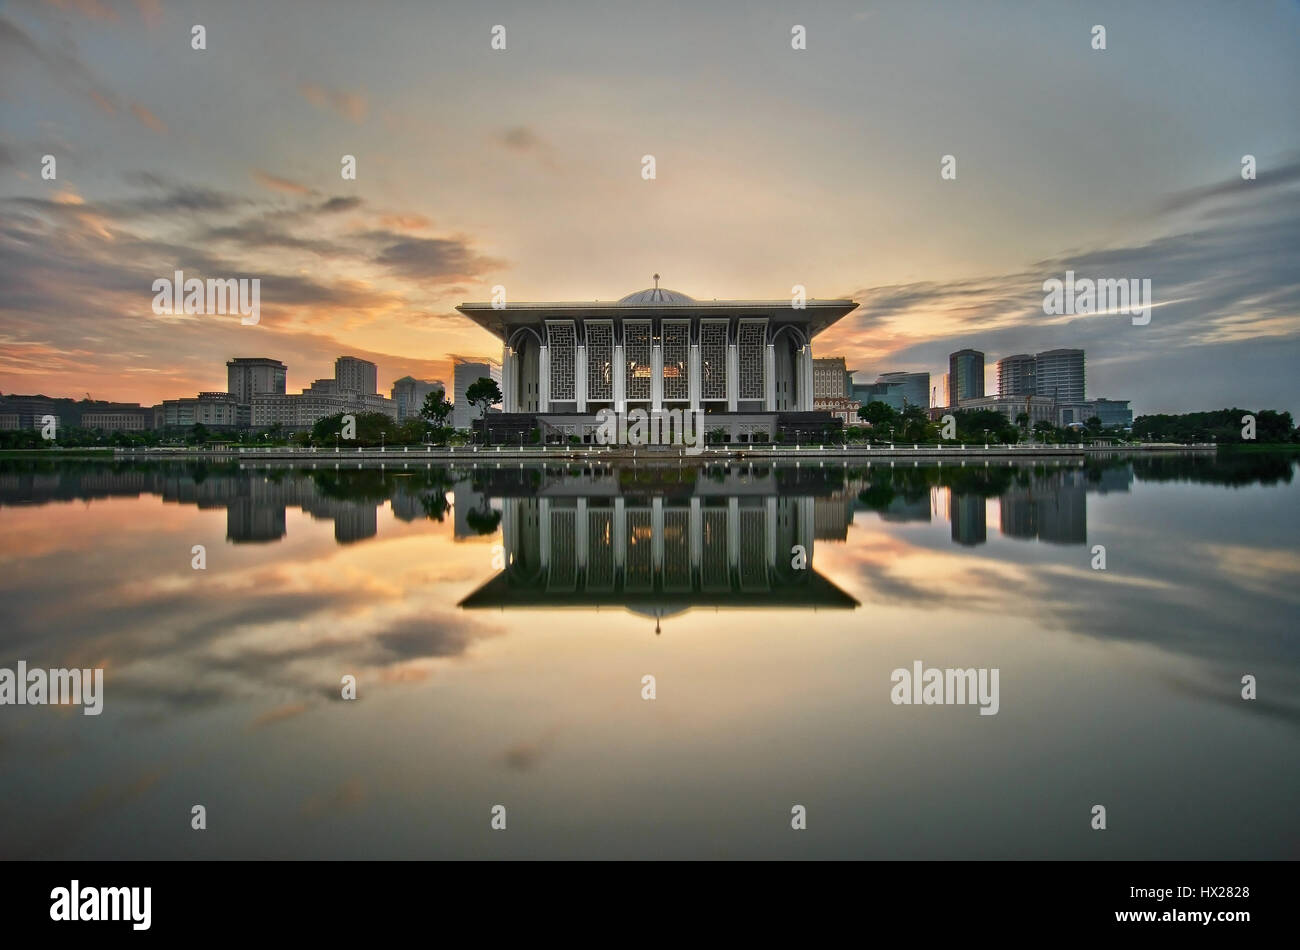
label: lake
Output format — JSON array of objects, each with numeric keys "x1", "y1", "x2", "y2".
[{"x1": 1, "y1": 452, "x2": 1297, "y2": 859}]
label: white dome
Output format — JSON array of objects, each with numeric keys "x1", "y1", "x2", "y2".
[{"x1": 618, "y1": 287, "x2": 695, "y2": 304}]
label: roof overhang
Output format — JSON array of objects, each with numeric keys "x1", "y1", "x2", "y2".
[{"x1": 456, "y1": 299, "x2": 859, "y2": 342}]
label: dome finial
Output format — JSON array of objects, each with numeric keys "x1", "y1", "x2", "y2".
[{"x1": 653, "y1": 273, "x2": 660, "y2": 289}]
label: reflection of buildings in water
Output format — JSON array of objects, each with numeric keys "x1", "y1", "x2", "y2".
[
  {"x1": 321, "y1": 503, "x2": 377, "y2": 544},
  {"x1": 226, "y1": 497, "x2": 286, "y2": 543},
  {"x1": 950, "y1": 494, "x2": 987, "y2": 546},
  {"x1": 813, "y1": 495, "x2": 851, "y2": 541},
  {"x1": 877, "y1": 496, "x2": 932, "y2": 523},
  {"x1": 998, "y1": 469, "x2": 1087, "y2": 544},
  {"x1": 1092, "y1": 466, "x2": 1135, "y2": 494},
  {"x1": 460, "y1": 495, "x2": 858, "y2": 619}
]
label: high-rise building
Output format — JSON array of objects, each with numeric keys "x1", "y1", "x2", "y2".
[
  {"x1": 249, "y1": 356, "x2": 395, "y2": 431},
  {"x1": 391, "y1": 376, "x2": 447, "y2": 421},
  {"x1": 812, "y1": 357, "x2": 850, "y2": 399},
  {"x1": 1034, "y1": 348, "x2": 1085, "y2": 402},
  {"x1": 1092, "y1": 398, "x2": 1133, "y2": 429},
  {"x1": 226, "y1": 358, "x2": 287, "y2": 404},
  {"x1": 335, "y1": 356, "x2": 378, "y2": 395},
  {"x1": 997, "y1": 354, "x2": 1037, "y2": 396},
  {"x1": 874, "y1": 371, "x2": 931, "y2": 410},
  {"x1": 948, "y1": 349, "x2": 985, "y2": 403},
  {"x1": 452, "y1": 358, "x2": 502, "y2": 430}
]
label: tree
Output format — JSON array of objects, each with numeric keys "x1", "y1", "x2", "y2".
[
  {"x1": 464, "y1": 377, "x2": 503, "y2": 442},
  {"x1": 418, "y1": 388, "x2": 453, "y2": 442},
  {"x1": 1015, "y1": 412, "x2": 1030, "y2": 431},
  {"x1": 857, "y1": 401, "x2": 898, "y2": 429},
  {"x1": 1085, "y1": 415, "x2": 1103, "y2": 435}
]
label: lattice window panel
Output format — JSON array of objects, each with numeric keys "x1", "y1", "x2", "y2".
[
  {"x1": 739, "y1": 507, "x2": 769, "y2": 590},
  {"x1": 585, "y1": 322, "x2": 613, "y2": 401},
  {"x1": 625, "y1": 507, "x2": 653, "y2": 590},
  {"x1": 661, "y1": 321, "x2": 690, "y2": 401},
  {"x1": 547, "y1": 323, "x2": 576, "y2": 402},
  {"x1": 700, "y1": 322, "x2": 728, "y2": 401},
  {"x1": 662, "y1": 509, "x2": 691, "y2": 589},
  {"x1": 701, "y1": 509, "x2": 730, "y2": 589},
  {"x1": 624, "y1": 321, "x2": 651, "y2": 401},
  {"x1": 737, "y1": 321, "x2": 766, "y2": 401},
  {"x1": 546, "y1": 509, "x2": 577, "y2": 590},
  {"x1": 586, "y1": 508, "x2": 615, "y2": 589}
]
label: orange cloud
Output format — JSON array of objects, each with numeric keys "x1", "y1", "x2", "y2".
[
  {"x1": 130, "y1": 102, "x2": 167, "y2": 134},
  {"x1": 253, "y1": 170, "x2": 314, "y2": 195}
]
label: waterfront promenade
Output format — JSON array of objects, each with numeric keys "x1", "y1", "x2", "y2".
[{"x1": 110, "y1": 442, "x2": 1214, "y2": 462}]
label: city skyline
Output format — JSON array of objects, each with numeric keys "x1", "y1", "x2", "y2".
[{"x1": 2, "y1": 1, "x2": 1298, "y2": 416}]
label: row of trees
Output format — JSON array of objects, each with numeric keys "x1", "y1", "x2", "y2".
[
  {"x1": 853, "y1": 402, "x2": 1027, "y2": 444},
  {"x1": 1131, "y1": 409, "x2": 1297, "y2": 444}
]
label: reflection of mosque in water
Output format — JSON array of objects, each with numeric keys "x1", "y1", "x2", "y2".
[{"x1": 459, "y1": 491, "x2": 859, "y2": 620}]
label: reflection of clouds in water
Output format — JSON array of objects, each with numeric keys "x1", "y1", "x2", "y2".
[
  {"x1": 301, "y1": 778, "x2": 366, "y2": 820},
  {"x1": 826, "y1": 489, "x2": 1300, "y2": 720}
]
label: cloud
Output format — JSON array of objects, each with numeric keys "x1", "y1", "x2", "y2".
[
  {"x1": 821, "y1": 166, "x2": 1300, "y2": 413},
  {"x1": 298, "y1": 81, "x2": 368, "y2": 122},
  {"x1": 498, "y1": 126, "x2": 544, "y2": 151},
  {"x1": 373, "y1": 235, "x2": 504, "y2": 284},
  {"x1": 253, "y1": 171, "x2": 315, "y2": 196}
]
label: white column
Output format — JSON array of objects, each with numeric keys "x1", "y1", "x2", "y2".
[
  {"x1": 726, "y1": 341, "x2": 738, "y2": 412},
  {"x1": 764, "y1": 344, "x2": 776, "y2": 411},
  {"x1": 576, "y1": 343, "x2": 587, "y2": 413},
  {"x1": 613, "y1": 341, "x2": 626, "y2": 413},
  {"x1": 539, "y1": 345, "x2": 550, "y2": 412},
  {"x1": 502, "y1": 345, "x2": 515, "y2": 412},
  {"x1": 795, "y1": 345, "x2": 806, "y2": 413},
  {"x1": 651, "y1": 338, "x2": 663, "y2": 413},
  {"x1": 689, "y1": 343, "x2": 701, "y2": 411}
]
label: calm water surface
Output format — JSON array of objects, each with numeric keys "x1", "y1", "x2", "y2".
[{"x1": 1, "y1": 452, "x2": 1297, "y2": 859}]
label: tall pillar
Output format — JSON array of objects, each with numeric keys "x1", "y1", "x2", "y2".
[
  {"x1": 613, "y1": 341, "x2": 626, "y2": 413},
  {"x1": 795, "y1": 348, "x2": 806, "y2": 410},
  {"x1": 651, "y1": 338, "x2": 664, "y2": 413},
  {"x1": 576, "y1": 343, "x2": 587, "y2": 413},
  {"x1": 689, "y1": 343, "x2": 701, "y2": 411},
  {"x1": 538, "y1": 345, "x2": 550, "y2": 412},
  {"x1": 764, "y1": 344, "x2": 775, "y2": 412},
  {"x1": 502, "y1": 345, "x2": 515, "y2": 412},
  {"x1": 726, "y1": 340, "x2": 738, "y2": 412}
]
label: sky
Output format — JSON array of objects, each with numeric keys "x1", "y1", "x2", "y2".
[{"x1": 1, "y1": 0, "x2": 1298, "y2": 415}]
